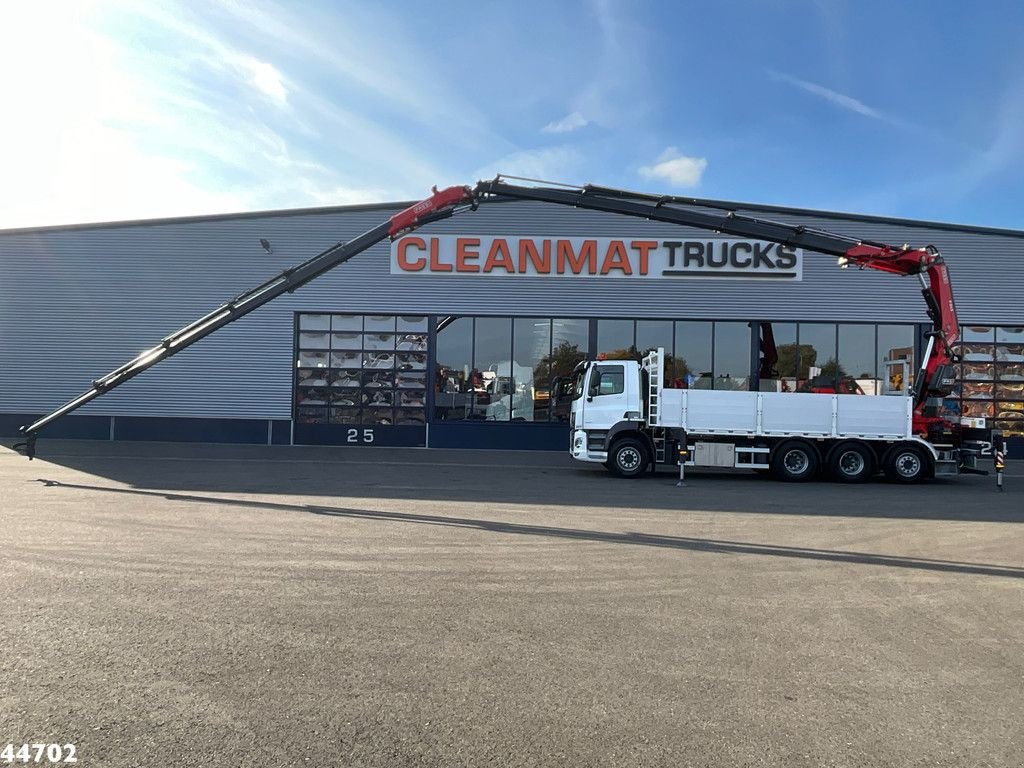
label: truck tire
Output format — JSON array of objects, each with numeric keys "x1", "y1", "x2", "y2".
[
  {"x1": 608, "y1": 437, "x2": 649, "y2": 479},
  {"x1": 883, "y1": 444, "x2": 930, "y2": 484},
  {"x1": 829, "y1": 441, "x2": 874, "y2": 483},
  {"x1": 770, "y1": 440, "x2": 819, "y2": 482}
]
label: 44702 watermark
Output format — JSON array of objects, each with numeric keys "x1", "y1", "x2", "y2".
[{"x1": 1, "y1": 744, "x2": 77, "y2": 764}]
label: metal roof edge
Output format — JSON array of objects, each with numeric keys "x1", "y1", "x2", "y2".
[
  {"x1": 0, "y1": 200, "x2": 413, "y2": 236},
  {"x1": 2, "y1": 194, "x2": 1022, "y2": 240},
  {"x1": 661, "y1": 196, "x2": 1024, "y2": 240}
]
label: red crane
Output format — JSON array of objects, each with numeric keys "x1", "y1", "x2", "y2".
[{"x1": 16, "y1": 176, "x2": 968, "y2": 458}]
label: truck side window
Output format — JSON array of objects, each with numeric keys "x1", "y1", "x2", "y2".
[{"x1": 596, "y1": 365, "x2": 624, "y2": 395}]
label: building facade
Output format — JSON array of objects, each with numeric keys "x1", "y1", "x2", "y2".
[{"x1": 1, "y1": 197, "x2": 1022, "y2": 457}]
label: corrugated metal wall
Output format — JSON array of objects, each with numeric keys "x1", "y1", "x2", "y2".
[{"x1": 2, "y1": 199, "x2": 1022, "y2": 420}]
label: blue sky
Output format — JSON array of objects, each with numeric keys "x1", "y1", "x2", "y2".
[{"x1": 3, "y1": 0, "x2": 1023, "y2": 229}]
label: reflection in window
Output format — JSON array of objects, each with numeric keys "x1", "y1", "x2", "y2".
[
  {"x1": 595, "y1": 365, "x2": 625, "y2": 395},
  {"x1": 597, "y1": 319, "x2": 635, "y2": 359},
  {"x1": 300, "y1": 314, "x2": 331, "y2": 331},
  {"x1": 330, "y1": 315, "x2": 361, "y2": 331},
  {"x1": 548, "y1": 319, "x2": 589, "y2": 422},
  {"x1": 878, "y1": 325, "x2": 915, "y2": 395},
  {"x1": 397, "y1": 315, "x2": 428, "y2": 331},
  {"x1": 513, "y1": 318, "x2": 551, "y2": 421},
  {"x1": 713, "y1": 322, "x2": 751, "y2": 390},
  {"x1": 962, "y1": 326, "x2": 994, "y2": 343},
  {"x1": 365, "y1": 315, "x2": 395, "y2": 332},
  {"x1": 435, "y1": 317, "x2": 590, "y2": 424},
  {"x1": 637, "y1": 320, "x2": 673, "y2": 385},
  {"x1": 636, "y1": 320, "x2": 673, "y2": 356},
  {"x1": 296, "y1": 313, "x2": 427, "y2": 427},
  {"x1": 299, "y1": 332, "x2": 330, "y2": 349},
  {"x1": 956, "y1": 326, "x2": 1024, "y2": 437},
  {"x1": 434, "y1": 318, "x2": 473, "y2": 421},
  {"x1": 759, "y1": 323, "x2": 796, "y2": 392},
  {"x1": 838, "y1": 324, "x2": 876, "y2": 395},
  {"x1": 474, "y1": 318, "x2": 513, "y2": 421},
  {"x1": 673, "y1": 321, "x2": 712, "y2": 389},
  {"x1": 796, "y1": 323, "x2": 836, "y2": 392},
  {"x1": 550, "y1": 319, "x2": 588, "y2": 378}
]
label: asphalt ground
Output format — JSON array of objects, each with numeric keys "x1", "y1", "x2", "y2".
[{"x1": 1, "y1": 439, "x2": 1022, "y2": 768}]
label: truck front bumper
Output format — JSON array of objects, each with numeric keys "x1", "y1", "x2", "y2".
[{"x1": 570, "y1": 429, "x2": 608, "y2": 463}]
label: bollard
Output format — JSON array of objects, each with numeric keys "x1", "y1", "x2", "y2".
[
  {"x1": 994, "y1": 431, "x2": 1005, "y2": 492},
  {"x1": 677, "y1": 446, "x2": 688, "y2": 487}
]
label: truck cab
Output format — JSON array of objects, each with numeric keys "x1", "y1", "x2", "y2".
[{"x1": 569, "y1": 359, "x2": 645, "y2": 465}]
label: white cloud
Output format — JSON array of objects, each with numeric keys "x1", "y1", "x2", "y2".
[
  {"x1": 213, "y1": 0, "x2": 500, "y2": 147},
  {"x1": 542, "y1": 111, "x2": 588, "y2": 134},
  {"x1": 564, "y1": 0, "x2": 652, "y2": 131},
  {"x1": 767, "y1": 69, "x2": 886, "y2": 121},
  {"x1": 0, "y1": 2, "x2": 439, "y2": 228},
  {"x1": 236, "y1": 56, "x2": 289, "y2": 106},
  {"x1": 472, "y1": 146, "x2": 583, "y2": 184},
  {"x1": 121, "y1": 4, "x2": 293, "y2": 110},
  {"x1": 638, "y1": 148, "x2": 707, "y2": 187}
]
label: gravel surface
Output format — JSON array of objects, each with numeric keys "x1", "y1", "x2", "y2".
[{"x1": 2, "y1": 440, "x2": 1022, "y2": 767}]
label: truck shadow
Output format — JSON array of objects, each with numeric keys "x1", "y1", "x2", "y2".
[
  {"x1": 30, "y1": 478, "x2": 1024, "y2": 579},
  {"x1": 3, "y1": 440, "x2": 1019, "y2": 523}
]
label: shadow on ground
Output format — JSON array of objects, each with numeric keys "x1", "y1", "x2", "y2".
[
  {"x1": 3, "y1": 439, "x2": 1020, "y2": 523},
  {"x1": 29, "y1": 478, "x2": 1024, "y2": 579}
]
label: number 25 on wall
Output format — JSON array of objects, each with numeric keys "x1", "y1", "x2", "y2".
[{"x1": 347, "y1": 428, "x2": 375, "y2": 444}]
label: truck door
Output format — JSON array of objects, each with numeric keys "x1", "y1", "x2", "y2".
[{"x1": 581, "y1": 363, "x2": 629, "y2": 430}]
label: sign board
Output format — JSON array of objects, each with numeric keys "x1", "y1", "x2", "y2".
[{"x1": 391, "y1": 235, "x2": 802, "y2": 280}]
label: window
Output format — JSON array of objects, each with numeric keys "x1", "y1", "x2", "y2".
[
  {"x1": 433, "y1": 317, "x2": 515, "y2": 421},
  {"x1": 435, "y1": 317, "x2": 591, "y2": 423},
  {"x1": 837, "y1": 324, "x2": 876, "y2": 395},
  {"x1": 764, "y1": 323, "x2": 904, "y2": 395},
  {"x1": 548, "y1": 318, "x2": 589, "y2": 422},
  {"x1": 636, "y1": 320, "x2": 673, "y2": 357},
  {"x1": 797, "y1": 323, "x2": 836, "y2": 391},
  {"x1": 713, "y1": 322, "x2": 751, "y2": 391},
  {"x1": 956, "y1": 325, "x2": 1024, "y2": 437},
  {"x1": 295, "y1": 314, "x2": 427, "y2": 427},
  {"x1": 994, "y1": 326, "x2": 1024, "y2": 438},
  {"x1": 597, "y1": 320, "x2": 635, "y2": 359},
  {"x1": 549, "y1": 318, "x2": 588, "y2": 385},
  {"x1": 637, "y1": 320, "x2": 673, "y2": 386},
  {"x1": 759, "y1": 322, "x2": 796, "y2": 392},
  {"x1": 473, "y1": 317, "x2": 513, "y2": 421},
  {"x1": 878, "y1": 325, "x2": 915, "y2": 395},
  {"x1": 434, "y1": 317, "x2": 473, "y2": 421},
  {"x1": 513, "y1": 319, "x2": 551, "y2": 421},
  {"x1": 673, "y1": 321, "x2": 712, "y2": 389},
  {"x1": 595, "y1": 365, "x2": 625, "y2": 396}
]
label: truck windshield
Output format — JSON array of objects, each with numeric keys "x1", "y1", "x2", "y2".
[{"x1": 571, "y1": 362, "x2": 588, "y2": 401}]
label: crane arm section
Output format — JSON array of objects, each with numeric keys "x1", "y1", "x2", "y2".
[
  {"x1": 471, "y1": 179, "x2": 961, "y2": 428},
  {"x1": 14, "y1": 185, "x2": 474, "y2": 458}
]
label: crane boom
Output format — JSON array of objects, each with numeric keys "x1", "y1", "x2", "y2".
[
  {"x1": 15, "y1": 175, "x2": 965, "y2": 457},
  {"x1": 13, "y1": 185, "x2": 474, "y2": 458},
  {"x1": 472, "y1": 178, "x2": 961, "y2": 435}
]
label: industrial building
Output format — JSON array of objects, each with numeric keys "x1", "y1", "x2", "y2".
[{"x1": 2, "y1": 193, "x2": 1021, "y2": 458}]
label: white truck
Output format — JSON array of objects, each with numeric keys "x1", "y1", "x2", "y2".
[{"x1": 569, "y1": 348, "x2": 966, "y2": 483}]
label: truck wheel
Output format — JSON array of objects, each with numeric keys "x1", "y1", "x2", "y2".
[
  {"x1": 608, "y1": 438, "x2": 649, "y2": 479},
  {"x1": 770, "y1": 440, "x2": 818, "y2": 482},
  {"x1": 883, "y1": 444, "x2": 930, "y2": 484},
  {"x1": 829, "y1": 442, "x2": 874, "y2": 483}
]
